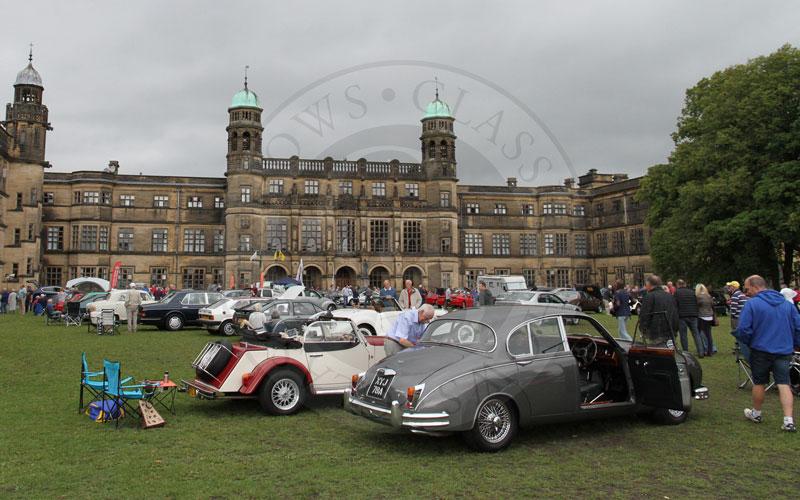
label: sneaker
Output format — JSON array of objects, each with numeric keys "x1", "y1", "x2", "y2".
[
  {"x1": 782, "y1": 422, "x2": 796, "y2": 432},
  {"x1": 744, "y1": 408, "x2": 763, "y2": 423}
]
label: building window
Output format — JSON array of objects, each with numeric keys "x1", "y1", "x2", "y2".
[
  {"x1": 12, "y1": 228, "x2": 20, "y2": 245},
  {"x1": 596, "y1": 233, "x2": 608, "y2": 256},
  {"x1": 182, "y1": 268, "x2": 205, "y2": 290},
  {"x1": 97, "y1": 267, "x2": 109, "y2": 281},
  {"x1": 27, "y1": 223, "x2": 34, "y2": 241},
  {"x1": 405, "y1": 183, "x2": 419, "y2": 198},
  {"x1": 151, "y1": 268, "x2": 168, "y2": 287},
  {"x1": 15, "y1": 192, "x2": 23, "y2": 209},
  {"x1": 542, "y1": 203, "x2": 553, "y2": 215},
  {"x1": 120, "y1": 194, "x2": 135, "y2": 207},
  {"x1": 300, "y1": 219, "x2": 322, "y2": 252},
  {"x1": 493, "y1": 203, "x2": 507, "y2": 215},
  {"x1": 339, "y1": 180, "x2": 352, "y2": 196},
  {"x1": 553, "y1": 203, "x2": 567, "y2": 215},
  {"x1": 464, "y1": 234, "x2": 483, "y2": 255},
  {"x1": 266, "y1": 218, "x2": 288, "y2": 252},
  {"x1": 187, "y1": 196, "x2": 202, "y2": 208},
  {"x1": 520, "y1": 234, "x2": 538, "y2": 256},
  {"x1": 632, "y1": 266, "x2": 645, "y2": 286},
  {"x1": 336, "y1": 219, "x2": 356, "y2": 253},
  {"x1": 575, "y1": 269, "x2": 590, "y2": 285},
  {"x1": 555, "y1": 234, "x2": 568, "y2": 256},
  {"x1": 465, "y1": 203, "x2": 480, "y2": 214},
  {"x1": 612, "y1": 199, "x2": 622, "y2": 212},
  {"x1": 46, "y1": 227, "x2": 64, "y2": 250},
  {"x1": 183, "y1": 229, "x2": 205, "y2": 253},
  {"x1": 82, "y1": 192, "x2": 99, "y2": 205},
  {"x1": 441, "y1": 237, "x2": 451, "y2": 253},
  {"x1": 304, "y1": 180, "x2": 319, "y2": 195},
  {"x1": 556, "y1": 269, "x2": 570, "y2": 288},
  {"x1": 441, "y1": 272, "x2": 452, "y2": 289},
  {"x1": 372, "y1": 182, "x2": 386, "y2": 198},
  {"x1": 242, "y1": 158, "x2": 249, "y2": 170},
  {"x1": 71, "y1": 225, "x2": 79, "y2": 249},
  {"x1": 43, "y1": 192, "x2": 54, "y2": 205},
  {"x1": 80, "y1": 267, "x2": 97, "y2": 278},
  {"x1": 240, "y1": 186, "x2": 251, "y2": 203},
  {"x1": 80, "y1": 226, "x2": 98, "y2": 251},
  {"x1": 440, "y1": 191, "x2": 450, "y2": 207},
  {"x1": 595, "y1": 203, "x2": 605, "y2": 215},
  {"x1": 543, "y1": 234, "x2": 554, "y2": 255},
  {"x1": 494, "y1": 268, "x2": 510, "y2": 276},
  {"x1": 153, "y1": 195, "x2": 169, "y2": 208},
  {"x1": 492, "y1": 234, "x2": 510, "y2": 255},
  {"x1": 118, "y1": 267, "x2": 134, "y2": 288},
  {"x1": 101, "y1": 192, "x2": 112, "y2": 205},
  {"x1": 99, "y1": 226, "x2": 109, "y2": 251},
  {"x1": 575, "y1": 234, "x2": 588, "y2": 256},
  {"x1": 612, "y1": 231, "x2": 626, "y2": 255},
  {"x1": 521, "y1": 204, "x2": 534, "y2": 215},
  {"x1": 118, "y1": 228, "x2": 134, "y2": 251},
  {"x1": 630, "y1": 228, "x2": 645, "y2": 253},
  {"x1": 214, "y1": 196, "x2": 225, "y2": 209},
  {"x1": 239, "y1": 234, "x2": 251, "y2": 252},
  {"x1": 72, "y1": 191, "x2": 81, "y2": 205},
  {"x1": 44, "y1": 267, "x2": 62, "y2": 287},
  {"x1": 574, "y1": 205, "x2": 585, "y2": 216},
  {"x1": 152, "y1": 229, "x2": 168, "y2": 252},
  {"x1": 598, "y1": 267, "x2": 608, "y2": 286},
  {"x1": 11, "y1": 263, "x2": 19, "y2": 278},
  {"x1": 212, "y1": 268, "x2": 224, "y2": 287},
  {"x1": 369, "y1": 220, "x2": 390, "y2": 253},
  {"x1": 213, "y1": 230, "x2": 225, "y2": 253},
  {"x1": 546, "y1": 270, "x2": 556, "y2": 288},
  {"x1": 464, "y1": 269, "x2": 485, "y2": 289},
  {"x1": 615, "y1": 266, "x2": 625, "y2": 282},
  {"x1": 269, "y1": 179, "x2": 284, "y2": 194},
  {"x1": 522, "y1": 269, "x2": 536, "y2": 289},
  {"x1": 403, "y1": 220, "x2": 422, "y2": 254}
]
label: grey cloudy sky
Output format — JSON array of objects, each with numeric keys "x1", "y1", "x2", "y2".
[{"x1": 1, "y1": 1, "x2": 798, "y2": 185}]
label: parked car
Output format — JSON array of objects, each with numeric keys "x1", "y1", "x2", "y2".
[
  {"x1": 346, "y1": 306, "x2": 709, "y2": 452},
  {"x1": 182, "y1": 316, "x2": 387, "y2": 415},
  {"x1": 140, "y1": 290, "x2": 224, "y2": 331},
  {"x1": 231, "y1": 297, "x2": 329, "y2": 328},
  {"x1": 557, "y1": 290, "x2": 605, "y2": 313},
  {"x1": 199, "y1": 297, "x2": 264, "y2": 336},
  {"x1": 333, "y1": 296, "x2": 449, "y2": 336},
  {"x1": 222, "y1": 289, "x2": 256, "y2": 299},
  {"x1": 495, "y1": 291, "x2": 582, "y2": 314},
  {"x1": 448, "y1": 289, "x2": 475, "y2": 309},
  {"x1": 74, "y1": 292, "x2": 109, "y2": 316},
  {"x1": 88, "y1": 289, "x2": 157, "y2": 324},
  {"x1": 32, "y1": 286, "x2": 62, "y2": 299}
]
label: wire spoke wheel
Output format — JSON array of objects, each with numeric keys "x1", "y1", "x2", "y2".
[
  {"x1": 477, "y1": 400, "x2": 512, "y2": 444},
  {"x1": 271, "y1": 378, "x2": 300, "y2": 410}
]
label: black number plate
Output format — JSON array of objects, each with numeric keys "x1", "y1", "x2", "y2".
[{"x1": 367, "y1": 374, "x2": 394, "y2": 400}]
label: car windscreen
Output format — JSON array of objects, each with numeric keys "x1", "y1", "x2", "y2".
[
  {"x1": 497, "y1": 291, "x2": 535, "y2": 301},
  {"x1": 420, "y1": 319, "x2": 496, "y2": 352},
  {"x1": 159, "y1": 291, "x2": 176, "y2": 303}
]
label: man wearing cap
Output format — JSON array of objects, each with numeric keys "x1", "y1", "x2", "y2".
[
  {"x1": 384, "y1": 304, "x2": 435, "y2": 356},
  {"x1": 124, "y1": 283, "x2": 143, "y2": 333},
  {"x1": 727, "y1": 281, "x2": 748, "y2": 330}
]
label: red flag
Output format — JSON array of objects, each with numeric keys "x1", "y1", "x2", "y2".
[
  {"x1": 229, "y1": 272, "x2": 235, "y2": 289},
  {"x1": 110, "y1": 261, "x2": 122, "y2": 289},
  {"x1": 259, "y1": 271, "x2": 264, "y2": 289}
]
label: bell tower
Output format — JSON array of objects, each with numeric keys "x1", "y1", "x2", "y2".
[
  {"x1": 420, "y1": 82, "x2": 456, "y2": 180},
  {"x1": 5, "y1": 46, "x2": 51, "y2": 163},
  {"x1": 226, "y1": 67, "x2": 263, "y2": 172}
]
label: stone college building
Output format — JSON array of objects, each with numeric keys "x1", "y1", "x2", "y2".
[{"x1": 0, "y1": 56, "x2": 652, "y2": 291}]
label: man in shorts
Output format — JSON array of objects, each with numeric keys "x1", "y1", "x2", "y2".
[{"x1": 736, "y1": 275, "x2": 800, "y2": 432}]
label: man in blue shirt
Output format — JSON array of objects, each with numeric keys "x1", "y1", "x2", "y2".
[
  {"x1": 379, "y1": 280, "x2": 397, "y2": 300},
  {"x1": 736, "y1": 275, "x2": 800, "y2": 432},
  {"x1": 384, "y1": 304, "x2": 435, "y2": 357}
]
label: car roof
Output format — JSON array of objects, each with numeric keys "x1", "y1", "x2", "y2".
[{"x1": 434, "y1": 305, "x2": 584, "y2": 333}]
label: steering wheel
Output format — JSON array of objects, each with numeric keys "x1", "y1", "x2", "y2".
[{"x1": 571, "y1": 337, "x2": 598, "y2": 368}]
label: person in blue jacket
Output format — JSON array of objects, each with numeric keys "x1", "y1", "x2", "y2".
[{"x1": 735, "y1": 275, "x2": 800, "y2": 432}]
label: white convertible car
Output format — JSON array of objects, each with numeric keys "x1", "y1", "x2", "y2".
[
  {"x1": 88, "y1": 288, "x2": 156, "y2": 324},
  {"x1": 333, "y1": 296, "x2": 447, "y2": 336}
]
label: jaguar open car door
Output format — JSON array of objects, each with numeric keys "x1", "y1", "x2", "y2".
[{"x1": 628, "y1": 312, "x2": 690, "y2": 410}]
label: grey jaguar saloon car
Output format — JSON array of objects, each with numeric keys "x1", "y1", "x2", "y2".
[{"x1": 345, "y1": 306, "x2": 708, "y2": 451}]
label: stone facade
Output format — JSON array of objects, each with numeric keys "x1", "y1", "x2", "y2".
[{"x1": 0, "y1": 59, "x2": 652, "y2": 291}]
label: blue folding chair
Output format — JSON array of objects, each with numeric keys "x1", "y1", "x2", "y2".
[
  {"x1": 79, "y1": 353, "x2": 132, "y2": 413},
  {"x1": 102, "y1": 359, "x2": 155, "y2": 428}
]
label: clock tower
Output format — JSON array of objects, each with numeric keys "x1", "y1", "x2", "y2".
[{"x1": 5, "y1": 47, "x2": 51, "y2": 164}]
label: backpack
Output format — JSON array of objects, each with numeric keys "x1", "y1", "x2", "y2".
[{"x1": 86, "y1": 399, "x2": 124, "y2": 423}]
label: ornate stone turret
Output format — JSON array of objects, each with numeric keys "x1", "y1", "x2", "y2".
[
  {"x1": 420, "y1": 83, "x2": 456, "y2": 180},
  {"x1": 226, "y1": 66, "x2": 263, "y2": 172},
  {"x1": 5, "y1": 46, "x2": 51, "y2": 164}
]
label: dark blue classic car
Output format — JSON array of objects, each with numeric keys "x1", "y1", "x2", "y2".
[
  {"x1": 140, "y1": 290, "x2": 223, "y2": 331},
  {"x1": 346, "y1": 306, "x2": 708, "y2": 452}
]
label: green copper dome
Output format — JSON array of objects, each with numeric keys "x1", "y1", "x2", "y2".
[
  {"x1": 231, "y1": 88, "x2": 261, "y2": 109},
  {"x1": 423, "y1": 97, "x2": 452, "y2": 119}
]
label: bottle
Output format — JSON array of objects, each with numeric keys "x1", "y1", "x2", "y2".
[{"x1": 163, "y1": 371, "x2": 169, "y2": 384}]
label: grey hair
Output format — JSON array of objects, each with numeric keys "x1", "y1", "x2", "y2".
[
  {"x1": 646, "y1": 275, "x2": 662, "y2": 287},
  {"x1": 419, "y1": 303, "x2": 435, "y2": 318}
]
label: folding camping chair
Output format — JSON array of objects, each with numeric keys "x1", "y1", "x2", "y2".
[
  {"x1": 79, "y1": 352, "x2": 132, "y2": 413},
  {"x1": 734, "y1": 341, "x2": 775, "y2": 391},
  {"x1": 102, "y1": 359, "x2": 156, "y2": 428},
  {"x1": 45, "y1": 306, "x2": 63, "y2": 326},
  {"x1": 96, "y1": 309, "x2": 119, "y2": 335},
  {"x1": 64, "y1": 301, "x2": 82, "y2": 327}
]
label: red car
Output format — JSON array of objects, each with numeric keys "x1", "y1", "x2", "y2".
[
  {"x1": 424, "y1": 288, "x2": 446, "y2": 307},
  {"x1": 447, "y1": 289, "x2": 474, "y2": 309}
]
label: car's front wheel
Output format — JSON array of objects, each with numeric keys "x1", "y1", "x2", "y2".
[
  {"x1": 463, "y1": 397, "x2": 517, "y2": 452},
  {"x1": 651, "y1": 407, "x2": 689, "y2": 425},
  {"x1": 258, "y1": 369, "x2": 306, "y2": 415},
  {"x1": 220, "y1": 320, "x2": 236, "y2": 337},
  {"x1": 165, "y1": 313, "x2": 184, "y2": 331}
]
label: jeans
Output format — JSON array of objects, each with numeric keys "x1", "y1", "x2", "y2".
[
  {"x1": 617, "y1": 315, "x2": 632, "y2": 341},
  {"x1": 698, "y1": 318, "x2": 715, "y2": 356},
  {"x1": 678, "y1": 317, "x2": 706, "y2": 356}
]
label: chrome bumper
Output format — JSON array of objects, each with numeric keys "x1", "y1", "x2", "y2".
[
  {"x1": 343, "y1": 390, "x2": 450, "y2": 429},
  {"x1": 694, "y1": 386, "x2": 709, "y2": 400}
]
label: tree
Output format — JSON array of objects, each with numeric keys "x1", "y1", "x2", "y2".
[{"x1": 639, "y1": 44, "x2": 800, "y2": 285}]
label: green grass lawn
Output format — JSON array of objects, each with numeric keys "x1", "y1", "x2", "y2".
[{"x1": 0, "y1": 312, "x2": 796, "y2": 499}]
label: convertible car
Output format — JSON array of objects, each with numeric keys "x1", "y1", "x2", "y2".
[
  {"x1": 334, "y1": 296, "x2": 448, "y2": 336},
  {"x1": 345, "y1": 306, "x2": 708, "y2": 452},
  {"x1": 182, "y1": 316, "x2": 387, "y2": 415}
]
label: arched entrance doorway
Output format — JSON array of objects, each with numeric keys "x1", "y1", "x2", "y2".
[
  {"x1": 369, "y1": 266, "x2": 390, "y2": 289},
  {"x1": 402, "y1": 266, "x2": 424, "y2": 286},
  {"x1": 334, "y1": 266, "x2": 357, "y2": 287},
  {"x1": 266, "y1": 265, "x2": 288, "y2": 283},
  {"x1": 302, "y1": 265, "x2": 323, "y2": 290}
]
